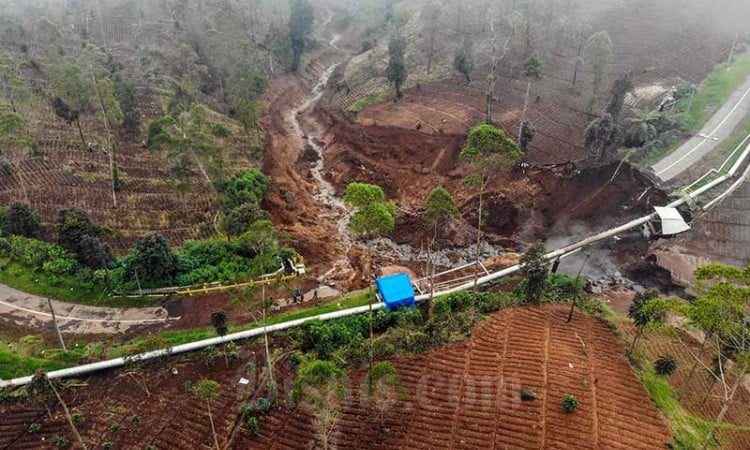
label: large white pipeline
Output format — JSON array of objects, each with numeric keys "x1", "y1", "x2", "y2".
[{"x1": 3, "y1": 145, "x2": 749, "y2": 389}]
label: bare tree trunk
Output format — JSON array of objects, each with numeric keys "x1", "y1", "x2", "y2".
[
  {"x1": 75, "y1": 119, "x2": 86, "y2": 149},
  {"x1": 473, "y1": 184, "x2": 484, "y2": 290},
  {"x1": 485, "y1": 10, "x2": 497, "y2": 124},
  {"x1": 518, "y1": 82, "x2": 531, "y2": 147},
  {"x1": 427, "y1": 26, "x2": 436, "y2": 75},
  {"x1": 207, "y1": 402, "x2": 220, "y2": 450},
  {"x1": 629, "y1": 327, "x2": 643, "y2": 355},
  {"x1": 678, "y1": 338, "x2": 708, "y2": 400},
  {"x1": 262, "y1": 284, "x2": 275, "y2": 392},
  {"x1": 48, "y1": 378, "x2": 87, "y2": 450},
  {"x1": 567, "y1": 251, "x2": 588, "y2": 323},
  {"x1": 701, "y1": 366, "x2": 746, "y2": 450}
]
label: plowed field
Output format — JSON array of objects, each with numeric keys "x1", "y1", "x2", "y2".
[
  {"x1": 0, "y1": 305, "x2": 673, "y2": 449},
  {"x1": 239, "y1": 305, "x2": 672, "y2": 449}
]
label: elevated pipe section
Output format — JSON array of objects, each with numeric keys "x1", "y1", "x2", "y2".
[{"x1": 4, "y1": 146, "x2": 750, "y2": 389}]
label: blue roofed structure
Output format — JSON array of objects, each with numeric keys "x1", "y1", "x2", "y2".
[{"x1": 376, "y1": 273, "x2": 416, "y2": 312}]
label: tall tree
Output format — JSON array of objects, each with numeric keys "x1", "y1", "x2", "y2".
[
  {"x1": 520, "y1": 241, "x2": 549, "y2": 304},
  {"x1": 453, "y1": 34, "x2": 475, "y2": 85},
  {"x1": 8, "y1": 202, "x2": 41, "y2": 238},
  {"x1": 127, "y1": 233, "x2": 179, "y2": 286},
  {"x1": 289, "y1": 0, "x2": 314, "y2": 73},
  {"x1": 227, "y1": 68, "x2": 267, "y2": 138},
  {"x1": 423, "y1": 186, "x2": 459, "y2": 318},
  {"x1": 583, "y1": 31, "x2": 614, "y2": 117},
  {"x1": 56, "y1": 208, "x2": 111, "y2": 269},
  {"x1": 627, "y1": 290, "x2": 667, "y2": 354},
  {"x1": 193, "y1": 379, "x2": 222, "y2": 450},
  {"x1": 387, "y1": 35, "x2": 407, "y2": 98},
  {"x1": 460, "y1": 124, "x2": 523, "y2": 288},
  {"x1": 344, "y1": 182, "x2": 395, "y2": 366}
]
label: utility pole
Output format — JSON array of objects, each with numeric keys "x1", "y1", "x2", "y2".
[{"x1": 47, "y1": 298, "x2": 66, "y2": 352}]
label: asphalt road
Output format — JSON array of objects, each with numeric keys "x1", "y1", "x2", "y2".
[
  {"x1": 0, "y1": 284, "x2": 175, "y2": 334},
  {"x1": 651, "y1": 71, "x2": 750, "y2": 182}
]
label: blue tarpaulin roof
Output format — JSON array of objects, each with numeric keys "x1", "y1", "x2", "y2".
[{"x1": 376, "y1": 273, "x2": 416, "y2": 312}]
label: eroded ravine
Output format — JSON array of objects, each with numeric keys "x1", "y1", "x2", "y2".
[{"x1": 290, "y1": 19, "x2": 354, "y2": 282}]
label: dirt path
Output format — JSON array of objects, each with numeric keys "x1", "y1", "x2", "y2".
[{"x1": 0, "y1": 284, "x2": 176, "y2": 335}]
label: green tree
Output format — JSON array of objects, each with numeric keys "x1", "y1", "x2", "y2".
[
  {"x1": 423, "y1": 187, "x2": 459, "y2": 318},
  {"x1": 211, "y1": 310, "x2": 229, "y2": 337},
  {"x1": 680, "y1": 264, "x2": 750, "y2": 402},
  {"x1": 222, "y1": 203, "x2": 269, "y2": 240},
  {"x1": 453, "y1": 34, "x2": 475, "y2": 84},
  {"x1": 56, "y1": 209, "x2": 111, "y2": 269},
  {"x1": 520, "y1": 241, "x2": 548, "y2": 304},
  {"x1": 523, "y1": 52, "x2": 544, "y2": 79},
  {"x1": 289, "y1": 0, "x2": 314, "y2": 72},
  {"x1": 627, "y1": 290, "x2": 667, "y2": 354},
  {"x1": 51, "y1": 62, "x2": 90, "y2": 147},
  {"x1": 386, "y1": 36, "x2": 407, "y2": 98},
  {"x1": 8, "y1": 202, "x2": 41, "y2": 238},
  {"x1": 114, "y1": 75, "x2": 140, "y2": 138},
  {"x1": 293, "y1": 360, "x2": 346, "y2": 450},
  {"x1": 228, "y1": 68, "x2": 267, "y2": 138},
  {"x1": 344, "y1": 183, "x2": 395, "y2": 239},
  {"x1": 193, "y1": 379, "x2": 222, "y2": 450},
  {"x1": 127, "y1": 233, "x2": 179, "y2": 286},
  {"x1": 0, "y1": 110, "x2": 34, "y2": 150},
  {"x1": 221, "y1": 169, "x2": 269, "y2": 211},
  {"x1": 519, "y1": 119, "x2": 535, "y2": 153},
  {"x1": 238, "y1": 220, "x2": 280, "y2": 256},
  {"x1": 460, "y1": 124, "x2": 523, "y2": 287},
  {"x1": 344, "y1": 182, "x2": 396, "y2": 366}
]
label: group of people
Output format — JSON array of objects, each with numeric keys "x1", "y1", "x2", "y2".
[{"x1": 292, "y1": 287, "x2": 319, "y2": 305}]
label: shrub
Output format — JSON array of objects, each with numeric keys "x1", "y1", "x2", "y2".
[
  {"x1": 129, "y1": 414, "x2": 141, "y2": 425},
  {"x1": 202, "y1": 345, "x2": 220, "y2": 366},
  {"x1": 247, "y1": 416, "x2": 260, "y2": 436},
  {"x1": 211, "y1": 123, "x2": 231, "y2": 138},
  {"x1": 255, "y1": 397, "x2": 271, "y2": 414},
  {"x1": 50, "y1": 434, "x2": 70, "y2": 448},
  {"x1": 562, "y1": 394, "x2": 579, "y2": 413},
  {"x1": 28, "y1": 422, "x2": 41, "y2": 434},
  {"x1": 180, "y1": 380, "x2": 193, "y2": 393},
  {"x1": 109, "y1": 422, "x2": 121, "y2": 433},
  {"x1": 103, "y1": 442, "x2": 112, "y2": 449},
  {"x1": 521, "y1": 389, "x2": 537, "y2": 401},
  {"x1": 654, "y1": 356, "x2": 678, "y2": 376},
  {"x1": 71, "y1": 411, "x2": 85, "y2": 425}
]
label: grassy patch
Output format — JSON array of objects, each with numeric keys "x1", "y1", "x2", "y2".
[
  {"x1": 681, "y1": 53, "x2": 750, "y2": 132},
  {"x1": 0, "y1": 261, "x2": 158, "y2": 308},
  {"x1": 0, "y1": 347, "x2": 67, "y2": 380},
  {"x1": 639, "y1": 369, "x2": 714, "y2": 449},
  {"x1": 347, "y1": 94, "x2": 386, "y2": 114}
]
